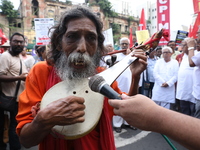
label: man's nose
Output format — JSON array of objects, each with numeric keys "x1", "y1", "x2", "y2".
[{"x1": 77, "y1": 37, "x2": 86, "y2": 53}]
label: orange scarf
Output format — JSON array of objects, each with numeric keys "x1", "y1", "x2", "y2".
[{"x1": 39, "y1": 67, "x2": 116, "y2": 150}]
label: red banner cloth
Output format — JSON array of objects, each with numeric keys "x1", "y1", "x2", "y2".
[{"x1": 157, "y1": 0, "x2": 170, "y2": 45}]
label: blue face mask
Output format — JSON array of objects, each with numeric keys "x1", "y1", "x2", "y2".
[{"x1": 39, "y1": 56, "x2": 44, "y2": 61}]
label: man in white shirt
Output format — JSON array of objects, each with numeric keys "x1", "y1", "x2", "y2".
[
  {"x1": 152, "y1": 46, "x2": 179, "y2": 109},
  {"x1": 113, "y1": 37, "x2": 136, "y2": 132},
  {"x1": 187, "y1": 38, "x2": 200, "y2": 118},
  {"x1": 176, "y1": 38, "x2": 195, "y2": 116}
]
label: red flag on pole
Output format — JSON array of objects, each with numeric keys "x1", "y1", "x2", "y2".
[
  {"x1": 190, "y1": 13, "x2": 200, "y2": 38},
  {"x1": 138, "y1": 8, "x2": 146, "y2": 30},
  {"x1": 188, "y1": 25, "x2": 193, "y2": 37},
  {"x1": 129, "y1": 28, "x2": 133, "y2": 47}
]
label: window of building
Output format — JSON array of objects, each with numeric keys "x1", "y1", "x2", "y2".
[
  {"x1": 13, "y1": 22, "x2": 21, "y2": 28},
  {"x1": 18, "y1": 23, "x2": 21, "y2": 28},
  {"x1": 32, "y1": 0, "x2": 39, "y2": 16},
  {"x1": 109, "y1": 23, "x2": 113, "y2": 28},
  {"x1": 60, "y1": 7, "x2": 66, "y2": 9},
  {"x1": 125, "y1": 25, "x2": 128, "y2": 32},
  {"x1": 48, "y1": 10, "x2": 54, "y2": 18}
]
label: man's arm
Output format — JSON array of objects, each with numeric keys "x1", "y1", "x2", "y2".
[
  {"x1": 128, "y1": 49, "x2": 147, "y2": 96},
  {"x1": 109, "y1": 94, "x2": 200, "y2": 150},
  {"x1": 0, "y1": 73, "x2": 27, "y2": 82},
  {"x1": 186, "y1": 38, "x2": 196, "y2": 67},
  {"x1": 19, "y1": 96, "x2": 85, "y2": 148}
]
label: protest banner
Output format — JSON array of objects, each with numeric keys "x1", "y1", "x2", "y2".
[
  {"x1": 175, "y1": 30, "x2": 188, "y2": 45},
  {"x1": 103, "y1": 28, "x2": 114, "y2": 46},
  {"x1": 136, "y1": 30, "x2": 150, "y2": 45},
  {"x1": 34, "y1": 18, "x2": 54, "y2": 45}
]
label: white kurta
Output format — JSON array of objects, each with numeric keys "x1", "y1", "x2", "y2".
[
  {"x1": 113, "y1": 53, "x2": 131, "y2": 127},
  {"x1": 176, "y1": 54, "x2": 195, "y2": 103},
  {"x1": 192, "y1": 52, "x2": 200, "y2": 100},
  {"x1": 115, "y1": 53, "x2": 131, "y2": 93},
  {"x1": 152, "y1": 58, "x2": 179, "y2": 103}
]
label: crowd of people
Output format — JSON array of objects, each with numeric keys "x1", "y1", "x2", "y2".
[
  {"x1": 140, "y1": 38, "x2": 200, "y2": 118},
  {"x1": 0, "y1": 5, "x2": 199, "y2": 150}
]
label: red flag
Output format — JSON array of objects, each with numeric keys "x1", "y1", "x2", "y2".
[
  {"x1": 190, "y1": 13, "x2": 200, "y2": 38},
  {"x1": 138, "y1": 8, "x2": 146, "y2": 30},
  {"x1": 129, "y1": 28, "x2": 133, "y2": 47},
  {"x1": 193, "y1": 0, "x2": 200, "y2": 14},
  {"x1": 0, "y1": 29, "x2": 8, "y2": 45},
  {"x1": 188, "y1": 25, "x2": 193, "y2": 37}
]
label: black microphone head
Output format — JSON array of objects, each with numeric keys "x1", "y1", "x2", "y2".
[
  {"x1": 88, "y1": 75, "x2": 105, "y2": 92},
  {"x1": 111, "y1": 55, "x2": 117, "y2": 63},
  {"x1": 106, "y1": 59, "x2": 112, "y2": 66}
]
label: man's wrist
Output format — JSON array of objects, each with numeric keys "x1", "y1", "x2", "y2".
[{"x1": 188, "y1": 47, "x2": 195, "y2": 51}]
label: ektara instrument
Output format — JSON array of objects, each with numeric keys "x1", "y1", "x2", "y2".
[{"x1": 40, "y1": 29, "x2": 168, "y2": 139}]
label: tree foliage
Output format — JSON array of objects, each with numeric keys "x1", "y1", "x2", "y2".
[
  {"x1": 111, "y1": 23, "x2": 121, "y2": 43},
  {"x1": 65, "y1": 0, "x2": 72, "y2": 5},
  {"x1": 0, "y1": 0, "x2": 18, "y2": 23},
  {"x1": 95, "y1": 0, "x2": 118, "y2": 17}
]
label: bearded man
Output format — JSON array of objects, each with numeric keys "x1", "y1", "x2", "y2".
[
  {"x1": 0, "y1": 32, "x2": 28, "y2": 150},
  {"x1": 16, "y1": 6, "x2": 147, "y2": 150}
]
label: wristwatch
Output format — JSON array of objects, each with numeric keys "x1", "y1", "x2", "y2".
[{"x1": 188, "y1": 47, "x2": 194, "y2": 50}]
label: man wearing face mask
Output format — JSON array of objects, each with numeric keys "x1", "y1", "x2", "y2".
[{"x1": 0, "y1": 32, "x2": 28, "y2": 150}]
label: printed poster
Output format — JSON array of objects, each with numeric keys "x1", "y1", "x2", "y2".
[{"x1": 34, "y1": 18, "x2": 54, "y2": 45}]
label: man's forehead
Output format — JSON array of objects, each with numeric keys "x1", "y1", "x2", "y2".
[
  {"x1": 163, "y1": 48, "x2": 170, "y2": 52},
  {"x1": 66, "y1": 18, "x2": 97, "y2": 32},
  {"x1": 121, "y1": 40, "x2": 128, "y2": 43},
  {"x1": 12, "y1": 35, "x2": 24, "y2": 41}
]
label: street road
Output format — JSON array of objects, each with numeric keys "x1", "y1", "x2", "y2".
[
  {"x1": 10, "y1": 124, "x2": 188, "y2": 150},
  {"x1": 115, "y1": 125, "x2": 188, "y2": 150}
]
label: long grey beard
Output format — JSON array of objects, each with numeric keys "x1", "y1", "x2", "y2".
[{"x1": 55, "y1": 51, "x2": 101, "y2": 81}]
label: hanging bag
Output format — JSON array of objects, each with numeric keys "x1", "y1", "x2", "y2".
[
  {"x1": 0, "y1": 60, "x2": 22, "y2": 112},
  {"x1": 143, "y1": 69, "x2": 150, "y2": 90}
]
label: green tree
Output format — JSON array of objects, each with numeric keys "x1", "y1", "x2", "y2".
[
  {"x1": 0, "y1": 0, "x2": 18, "y2": 23},
  {"x1": 0, "y1": 0, "x2": 18, "y2": 36},
  {"x1": 65, "y1": 0, "x2": 72, "y2": 5},
  {"x1": 95, "y1": 0, "x2": 118, "y2": 17},
  {"x1": 111, "y1": 23, "x2": 121, "y2": 44}
]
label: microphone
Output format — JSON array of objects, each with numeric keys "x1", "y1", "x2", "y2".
[{"x1": 88, "y1": 75, "x2": 122, "y2": 100}]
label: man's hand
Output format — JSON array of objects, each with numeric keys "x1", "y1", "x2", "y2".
[
  {"x1": 108, "y1": 94, "x2": 159, "y2": 131},
  {"x1": 19, "y1": 73, "x2": 28, "y2": 81},
  {"x1": 186, "y1": 38, "x2": 196, "y2": 48},
  {"x1": 161, "y1": 82, "x2": 168, "y2": 87},
  {"x1": 130, "y1": 49, "x2": 147, "y2": 77},
  {"x1": 35, "y1": 96, "x2": 85, "y2": 128}
]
